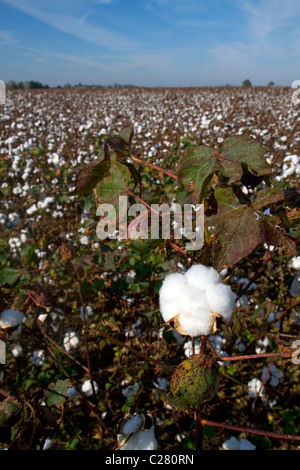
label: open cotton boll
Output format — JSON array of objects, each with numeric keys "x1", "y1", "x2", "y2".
[
  {"x1": 159, "y1": 272, "x2": 187, "y2": 322},
  {"x1": 222, "y1": 436, "x2": 256, "y2": 450},
  {"x1": 178, "y1": 287, "x2": 214, "y2": 336},
  {"x1": 185, "y1": 264, "x2": 222, "y2": 292},
  {"x1": 0, "y1": 309, "x2": 24, "y2": 328},
  {"x1": 122, "y1": 413, "x2": 144, "y2": 435},
  {"x1": 205, "y1": 282, "x2": 236, "y2": 322},
  {"x1": 120, "y1": 426, "x2": 157, "y2": 451}
]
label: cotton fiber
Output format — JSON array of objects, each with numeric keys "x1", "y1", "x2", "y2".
[{"x1": 159, "y1": 264, "x2": 235, "y2": 337}]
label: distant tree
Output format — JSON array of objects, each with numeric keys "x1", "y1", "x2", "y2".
[
  {"x1": 242, "y1": 79, "x2": 252, "y2": 87},
  {"x1": 63, "y1": 83, "x2": 72, "y2": 89},
  {"x1": 28, "y1": 80, "x2": 44, "y2": 89},
  {"x1": 6, "y1": 80, "x2": 18, "y2": 89},
  {"x1": 17, "y1": 81, "x2": 24, "y2": 89},
  {"x1": 267, "y1": 81, "x2": 275, "y2": 86}
]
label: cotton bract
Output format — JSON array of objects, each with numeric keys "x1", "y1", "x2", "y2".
[{"x1": 159, "y1": 264, "x2": 235, "y2": 337}]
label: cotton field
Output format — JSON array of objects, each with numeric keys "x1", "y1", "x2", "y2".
[{"x1": 0, "y1": 86, "x2": 299, "y2": 451}]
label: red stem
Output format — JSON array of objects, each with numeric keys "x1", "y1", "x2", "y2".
[{"x1": 201, "y1": 418, "x2": 300, "y2": 442}]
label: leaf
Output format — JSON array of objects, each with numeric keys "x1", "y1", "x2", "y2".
[
  {"x1": 251, "y1": 187, "x2": 284, "y2": 211},
  {"x1": 0, "y1": 267, "x2": 24, "y2": 286},
  {"x1": 46, "y1": 379, "x2": 69, "y2": 406},
  {"x1": 0, "y1": 398, "x2": 20, "y2": 425},
  {"x1": 94, "y1": 153, "x2": 131, "y2": 210},
  {"x1": 260, "y1": 214, "x2": 297, "y2": 255},
  {"x1": 177, "y1": 145, "x2": 216, "y2": 197},
  {"x1": 118, "y1": 127, "x2": 134, "y2": 147},
  {"x1": 207, "y1": 187, "x2": 263, "y2": 270},
  {"x1": 207, "y1": 187, "x2": 296, "y2": 270},
  {"x1": 75, "y1": 153, "x2": 110, "y2": 195},
  {"x1": 220, "y1": 135, "x2": 272, "y2": 178}
]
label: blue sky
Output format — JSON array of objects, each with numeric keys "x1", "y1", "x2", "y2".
[{"x1": 0, "y1": 0, "x2": 299, "y2": 87}]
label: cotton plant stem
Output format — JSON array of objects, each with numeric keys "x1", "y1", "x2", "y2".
[
  {"x1": 217, "y1": 350, "x2": 294, "y2": 362},
  {"x1": 200, "y1": 418, "x2": 300, "y2": 442},
  {"x1": 131, "y1": 155, "x2": 178, "y2": 180},
  {"x1": 74, "y1": 267, "x2": 97, "y2": 403},
  {"x1": 195, "y1": 406, "x2": 203, "y2": 450},
  {"x1": 128, "y1": 190, "x2": 197, "y2": 261}
]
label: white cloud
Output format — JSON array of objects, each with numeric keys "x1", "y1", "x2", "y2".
[{"x1": 0, "y1": 0, "x2": 136, "y2": 51}]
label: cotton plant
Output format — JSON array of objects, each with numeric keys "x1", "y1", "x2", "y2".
[{"x1": 158, "y1": 264, "x2": 235, "y2": 411}]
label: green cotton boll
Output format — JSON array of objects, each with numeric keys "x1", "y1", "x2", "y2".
[{"x1": 170, "y1": 354, "x2": 219, "y2": 406}]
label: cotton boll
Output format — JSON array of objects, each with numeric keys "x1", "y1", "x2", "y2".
[
  {"x1": 248, "y1": 378, "x2": 264, "y2": 398},
  {"x1": 11, "y1": 344, "x2": 23, "y2": 357},
  {"x1": 0, "y1": 309, "x2": 24, "y2": 328},
  {"x1": 185, "y1": 264, "x2": 221, "y2": 292},
  {"x1": 261, "y1": 364, "x2": 282, "y2": 387},
  {"x1": 121, "y1": 413, "x2": 144, "y2": 435},
  {"x1": 120, "y1": 426, "x2": 157, "y2": 451},
  {"x1": 222, "y1": 436, "x2": 256, "y2": 450},
  {"x1": 178, "y1": 287, "x2": 214, "y2": 336},
  {"x1": 205, "y1": 282, "x2": 235, "y2": 322},
  {"x1": 81, "y1": 379, "x2": 99, "y2": 397},
  {"x1": 63, "y1": 331, "x2": 80, "y2": 352},
  {"x1": 159, "y1": 272, "x2": 187, "y2": 322},
  {"x1": 30, "y1": 349, "x2": 45, "y2": 367}
]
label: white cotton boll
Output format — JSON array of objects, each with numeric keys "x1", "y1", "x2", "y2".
[
  {"x1": 153, "y1": 377, "x2": 170, "y2": 391},
  {"x1": 122, "y1": 414, "x2": 144, "y2": 435},
  {"x1": 63, "y1": 331, "x2": 80, "y2": 352},
  {"x1": 289, "y1": 256, "x2": 300, "y2": 270},
  {"x1": 184, "y1": 339, "x2": 202, "y2": 357},
  {"x1": 81, "y1": 379, "x2": 99, "y2": 397},
  {"x1": 67, "y1": 386, "x2": 79, "y2": 401},
  {"x1": 0, "y1": 309, "x2": 24, "y2": 328},
  {"x1": 222, "y1": 436, "x2": 256, "y2": 450},
  {"x1": 80, "y1": 305, "x2": 94, "y2": 320},
  {"x1": 30, "y1": 350, "x2": 45, "y2": 367},
  {"x1": 11, "y1": 344, "x2": 23, "y2": 357},
  {"x1": 122, "y1": 382, "x2": 140, "y2": 398},
  {"x1": 178, "y1": 287, "x2": 214, "y2": 336},
  {"x1": 159, "y1": 273, "x2": 187, "y2": 322},
  {"x1": 120, "y1": 426, "x2": 157, "y2": 451},
  {"x1": 248, "y1": 378, "x2": 264, "y2": 398},
  {"x1": 261, "y1": 364, "x2": 282, "y2": 387},
  {"x1": 42, "y1": 438, "x2": 53, "y2": 450},
  {"x1": 185, "y1": 264, "x2": 221, "y2": 292},
  {"x1": 205, "y1": 282, "x2": 235, "y2": 322},
  {"x1": 255, "y1": 336, "x2": 269, "y2": 354}
]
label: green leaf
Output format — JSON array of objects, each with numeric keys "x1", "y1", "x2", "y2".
[
  {"x1": 75, "y1": 153, "x2": 110, "y2": 195},
  {"x1": 177, "y1": 145, "x2": 216, "y2": 197},
  {"x1": 0, "y1": 398, "x2": 20, "y2": 425},
  {"x1": 207, "y1": 187, "x2": 264, "y2": 270},
  {"x1": 251, "y1": 187, "x2": 284, "y2": 211},
  {"x1": 260, "y1": 214, "x2": 297, "y2": 255},
  {"x1": 220, "y1": 136, "x2": 272, "y2": 178},
  {"x1": 94, "y1": 153, "x2": 131, "y2": 210},
  {"x1": 46, "y1": 379, "x2": 69, "y2": 406},
  {"x1": 0, "y1": 267, "x2": 24, "y2": 286}
]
